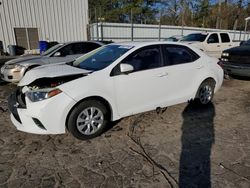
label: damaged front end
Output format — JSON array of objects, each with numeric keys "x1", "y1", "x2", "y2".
[
  {"x1": 8, "y1": 63, "x2": 92, "y2": 134},
  {"x1": 8, "y1": 74, "x2": 84, "y2": 123},
  {"x1": 8, "y1": 88, "x2": 26, "y2": 123},
  {"x1": 22, "y1": 74, "x2": 84, "y2": 102}
]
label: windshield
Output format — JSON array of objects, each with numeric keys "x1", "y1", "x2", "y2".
[
  {"x1": 73, "y1": 45, "x2": 133, "y2": 71},
  {"x1": 42, "y1": 44, "x2": 63, "y2": 56},
  {"x1": 181, "y1": 33, "x2": 208, "y2": 42}
]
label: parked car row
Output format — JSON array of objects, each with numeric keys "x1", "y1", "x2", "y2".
[
  {"x1": 164, "y1": 32, "x2": 250, "y2": 78},
  {"x1": 6, "y1": 41, "x2": 224, "y2": 140},
  {"x1": 180, "y1": 32, "x2": 240, "y2": 58},
  {"x1": 0, "y1": 41, "x2": 107, "y2": 83},
  {"x1": 220, "y1": 38, "x2": 250, "y2": 77},
  {"x1": 1, "y1": 31, "x2": 247, "y2": 85}
]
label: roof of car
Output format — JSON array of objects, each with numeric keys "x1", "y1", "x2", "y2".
[
  {"x1": 61, "y1": 41, "x2": 106, "y2": 45},
  {"x1": 108, "y1": 41, "x2": 186, "y2": 48},
  {"x1": 105, "y1": 41, "x2": 205, "y2": 57}
]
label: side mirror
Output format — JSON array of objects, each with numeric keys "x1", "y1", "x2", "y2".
[
  {"x1": 53, "y1": 52, "x2": 61, "y2": 57},
  {"x1": 120, "y1": 64, "x2": 134, "y2": 74}
]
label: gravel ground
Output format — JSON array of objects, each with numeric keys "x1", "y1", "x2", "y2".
[{"x1": 0, "y1": 78, "x2": 249, "y2": 188}]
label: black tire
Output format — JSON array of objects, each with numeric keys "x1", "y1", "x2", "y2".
[
  {"x1": 67, "y1": 99, "x2": 110, "y2": 140},
  {"x1": 195, "y1": 79, "x2": 215, "y2": 105}
]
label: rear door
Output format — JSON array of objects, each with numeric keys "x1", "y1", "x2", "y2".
[
  {"x1": 160, "y1": 44, "x2": 202, "y2": 105},
  {"x1": 205, "y1": 33, "x2": 221, "y2": 58}
]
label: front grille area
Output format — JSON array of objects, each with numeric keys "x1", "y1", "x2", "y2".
[
  {"x1": 16, "y1": 88, "x2": 26, "y2": 108},
  {"x1": 228, "y1": 56, "x2": 250, "y2": 64},
  {"x1": 8, "y1": 92, "x2": 22, "y2": 124},
  {"x1": 8, "y1": 88, "x2": 27, "y2": 124}
]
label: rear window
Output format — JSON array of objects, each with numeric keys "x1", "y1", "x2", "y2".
[
  {"x1": 85, "y1": 43, "x2": 101, "y2": 53},
  {"x1": 220, "y1": 33, "x2": 230, "y2": 43},
  {"x1": 164, "y1": 45, "x2": 200, "y2": 65}
]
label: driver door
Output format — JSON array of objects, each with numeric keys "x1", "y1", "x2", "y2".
[
  {"x1": 205, "y1": 33, "x2": 221, "y2": 58},
  {"x1": 112, "y1": 45, "x2": 169, "y2": 117}
]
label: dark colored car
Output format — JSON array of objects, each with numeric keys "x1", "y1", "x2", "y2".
[{"x1": 220, "y1": 39, "x2": 250, "y2": 77}]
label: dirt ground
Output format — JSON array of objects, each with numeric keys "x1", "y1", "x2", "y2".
[{"x1": 0, "y1": 78, "x2": 249, "y2": 188}]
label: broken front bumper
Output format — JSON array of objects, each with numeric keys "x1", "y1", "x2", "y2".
[{"x1": 8, "y1": 89, "x2": 76, "y2": 135}]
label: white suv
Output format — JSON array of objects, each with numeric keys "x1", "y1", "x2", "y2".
[{"x1": 8, "y1": 42, "x2": 223, "y2": 140}]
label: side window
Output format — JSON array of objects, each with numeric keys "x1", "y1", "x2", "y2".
[
  {"x1": 164, "y1": 45, "x2": 199, "y2": 65},
  {"x1": 57, "y1": 44, "x2": 74, "y2": 56},
  {"x1": 85, "y1": 43, "x2": 101, "y2": 53},
  {"x1": 122, "y1": 45, "x2": 162, "y2": 72},
  {"x1": 57, "y1": 43, "x2": 85, "y2": 56},
  {"x1": 207, "y1": 34, "x2": 219, "y2": 44},
  {"x1": 220, "y1": 33, "x2": 230, "y2": 43},
  {"x1": 72, "y1": 43, "x2": 85, "y2": 54}
]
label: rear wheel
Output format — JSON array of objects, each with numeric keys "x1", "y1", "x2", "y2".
[
  {"x1": 67, "y1": 100, "x2": 109, "y2": 140},
  {"x1": 196, "y1": 79, "x2": 215, "y2": 105}
]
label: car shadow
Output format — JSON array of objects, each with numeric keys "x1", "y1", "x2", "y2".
[
  {"x1": 228, "y1": 75, "x2": 250, "y2": 81},
  {"x1": 179, "y1": 102, "x2": 215, "y2": 188},
  {"x1": 0, "y1": 80, "x2": 14, "y2": 87},
  {"x1": 0, "y1": 81, "x2": 8, "y2": 86},
  {"x1": 103, "y1": 119, "x2": 123, "y2": 136}
]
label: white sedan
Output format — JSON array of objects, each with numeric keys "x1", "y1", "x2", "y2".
[{"x1": 8, "y1": 42, "x2": 223, "y2": 140}]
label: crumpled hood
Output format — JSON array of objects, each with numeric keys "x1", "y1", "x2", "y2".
[
  {"x1": 5, "y1": 55, "x2": 42, "y2": 65},
  {"x1": 18, "y1": 63, "x2": 91, "y2": 86}
]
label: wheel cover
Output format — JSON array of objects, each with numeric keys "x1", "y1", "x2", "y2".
[
  {"x1": 76, "y1": 107, "x2": 104, "y2": 135},
  {"x1": 199, "y1": 85, "x2": 213, "y2": 104}
]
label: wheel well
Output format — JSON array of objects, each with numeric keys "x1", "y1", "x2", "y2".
[
  {"x1": 24, "y1": 65, "x2": 40, "y2": 74},
  {"x1": 195, "y1": 77, "x2": 216, "y2": 98},
  {"x1": 202, "y1": 77, "x2": 216, "y2": 85},
  {"x1": 65, "y1": 96, "x2": 113, "y2": 128}
]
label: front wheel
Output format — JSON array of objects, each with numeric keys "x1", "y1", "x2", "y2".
[
  {"x1": 67, "y1": 100, "x2": 109, "y2": 140},
  {"x1": 195, "y1": 80, "x2": 215, "y2": 105}
]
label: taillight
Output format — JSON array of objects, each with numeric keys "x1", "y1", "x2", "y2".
[{"x1": 217, "y1": 61, "x2": 223, "y2": 68}]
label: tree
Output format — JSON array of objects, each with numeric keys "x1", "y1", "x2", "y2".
[
  {"x1": 89, "y1": 0, "x2": 159, "y2": 24},
  {"x1": 233, "y1": 0, "x2": 243, "y2": 31},
  {"x1": 88, "y1": 0, "x2": 250, "y2": 31}
]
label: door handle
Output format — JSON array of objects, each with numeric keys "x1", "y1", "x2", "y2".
[
  {"x1": 196, "y1": 65, "x2": 204, "y2": 69},
  {"x1": 157, "y1": 72, "x2": 168, "y2": 77},
  {"x1": 217, "y1": 45, "x2": 221, "y2": 47}
]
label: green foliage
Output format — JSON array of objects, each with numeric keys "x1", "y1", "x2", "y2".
[
  {"x1": 89, "y1": 0, "x2": 158, "y2": 24},
  {"x1": 89, "y1": 0, "x2": 250, "y2": 30}
]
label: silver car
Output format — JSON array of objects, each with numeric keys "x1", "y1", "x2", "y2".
[{"x1": 0, "y1": 41, "x2": 104, "y2": 83}]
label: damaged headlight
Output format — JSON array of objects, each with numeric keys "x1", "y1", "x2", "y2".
[{"x1": 26, "y1": 88, "x2": 62, "y2": 102}]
